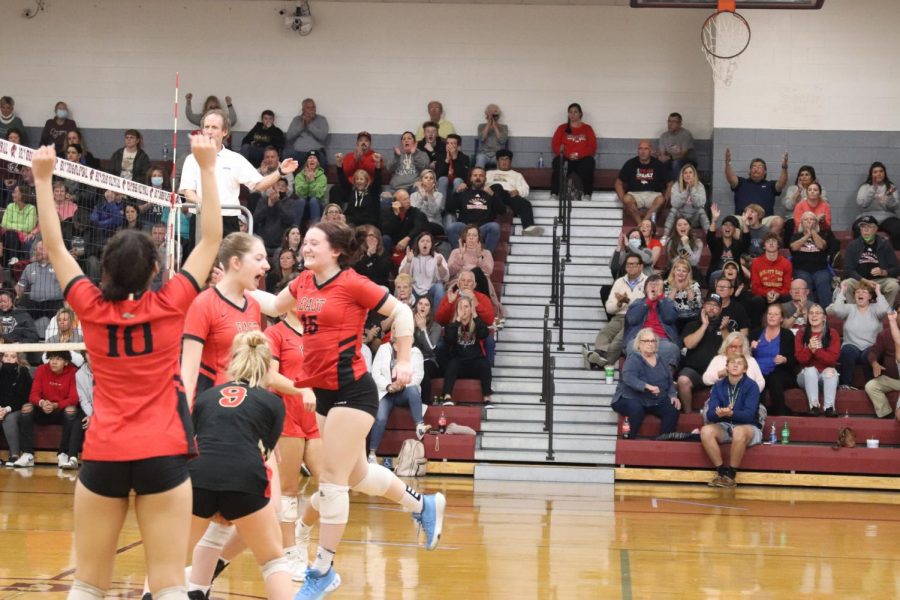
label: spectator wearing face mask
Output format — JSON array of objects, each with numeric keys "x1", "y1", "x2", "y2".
[{"x1": 39, "y1": 101, "x2": 78, "y2": 152}]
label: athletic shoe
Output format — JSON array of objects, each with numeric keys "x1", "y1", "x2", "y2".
[
  {"x1": 367, "y1": 451, "x2": 377, "y2": 464},
  {"x1": 286, "y1": 548, "x2": 308, "y2": 582},
  {"x1": 5, "y1": 454, "x2": 19, "y2": 467},
  {"x1": 141, "y1": 593, "x2": 153, "y2": 600},
  {"x1": 824, "y1": 407, "x2": 837, "y2": 418},
  {"x1": 707, "y1": 474, "x2": 724, "y2": 487},
  {"x1": 718, "y1": 475, "x2": 737, "y2": 488},
  {"x1": 57, "y1": 453, "x2": 69, "y2": 468},
  {"x1": 412, "y1": 492, "x2": 446, "y2": 550},
  {"x1": 13, "y1": 453, "x2": 34, "y2": 468},
  {"x1": 839, "y1": 384, "x2": 860, "y2": 391},
  {"x1": 294, "y1": 567, "x2": 341, "y2": 599},
  {"x1": 66, "y1": 456, "x2": 79, "y2": 470},
  {"x1": 523, "y1": 225, "x2": 544, "y2": 236},
  {"x1": 187, "y1": 591, "x2": 207, "y2": 600},
  {"x1": 582, "y1": 194, "x2": 592, "y2": 202},
  {"x1": 415, "y1": 422, "x2": 431, "y2": 440},
  {"x1": 382, "y1": 457, "x2": 393, "y2": 470},
  {"x1": 549, "y1": 194, "x2": 559, "y2": 202}
]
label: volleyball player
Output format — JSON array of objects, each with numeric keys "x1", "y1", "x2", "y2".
[
  {"x1": 187, "y1": 331, "x2": 294, "y2": 600},
  {"x1": 180, "y1": 232, "x2": 313, "y2": 594},
  {"x1": 32, "y1": 136, "x2": 223, "y2": 600},
  {"x1": 253, "y1": 221, "x2": 446, "y2": 599},
  {"x1": 266, "y1": 309, "x2": 323, "y2": 580}
]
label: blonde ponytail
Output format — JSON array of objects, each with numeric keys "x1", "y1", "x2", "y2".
[{"x1": 227, "y1": 331, "x2": 271, "y2": 388}]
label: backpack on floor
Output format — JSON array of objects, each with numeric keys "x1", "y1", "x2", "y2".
[{"x1": 394, "y1": 438, "x2": 427, "y2": 477}]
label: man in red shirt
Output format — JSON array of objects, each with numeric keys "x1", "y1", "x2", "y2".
[
  {"x1": 749, "y1": 232, "x2": 792, "y2": 325},
  {"x1": 335, "y1": 132, "x2": 377, "y2": 184}
]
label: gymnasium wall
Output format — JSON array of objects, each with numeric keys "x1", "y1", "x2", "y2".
[
  {"x1": 710, "y1": 0, "x2": 900, "y2": 229},
  {"x1": 1, "y1": 0, "x2": 714, "y2": 170}
]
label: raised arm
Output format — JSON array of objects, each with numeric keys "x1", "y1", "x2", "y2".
[
  {"x1": 32, "y1": 146, "x2": 83, "y2": 289},
  {"x1": 724, "y1": 148, "x2": 738, "y2": 189},
  {"x1": 179, "y1": 135, "x2": 224, "y2": 284}
]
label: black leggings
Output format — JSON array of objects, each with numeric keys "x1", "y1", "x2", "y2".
[
  {"x1": 421, "y1": 359, "x2": 442, "y2": 403},
  {"x1": 21, "y1": 405, "x2": 82, "y2": 456},
  {"x1": 443, "y1": 356, "x2": 492, "y2": 397},
  {"x1": 550, "y1": 156, "x2": 595, "y2": 197},
  {"x1": 762, "y1": 365, "x2": 795, "y2": 416}
]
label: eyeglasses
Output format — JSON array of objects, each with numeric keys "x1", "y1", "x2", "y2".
[{"x1": 639, "y1": 339, "x2": 658, "y2": 344}]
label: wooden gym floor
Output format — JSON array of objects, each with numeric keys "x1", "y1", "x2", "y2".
[{"x1": 1, "y1": 468, "x2": 899, "y2": 599}]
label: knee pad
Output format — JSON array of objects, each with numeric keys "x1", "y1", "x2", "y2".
[
  {"x1": 196, "y1": 522, "x2": 233, "y2": 551},
  {"x1": 154, "y1": 587, "x2": 188, "y2": 600},
  {"x1": 317, "y1": 482, "x2": 350, "y2": 525},
  {"x1": 309, "y1": 490, "x2": 320, "y2": 512},
  {"x1": 279, "y1": 495, "x2": 299, "y2": 523},
  {"x1": 68, "y1": 580, "x2": 105, "y2": 600},
  {"x1": 261, "y1": 556, "x2": 291, "y2": 580},
  {"x1": 351, "y1": 462, "x2": 394, "y2": 497}
]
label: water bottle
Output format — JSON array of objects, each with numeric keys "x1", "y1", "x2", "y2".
[
  {"x1": 438, "y1": 411, "x2": 447, "y2": 434},
  {"x1": 604, "y1": 365, "x2": 614, "y2": 385},
  {"x1": 537, "y1": 153, "x2": 544, "y2": 168},
  {"x1": 622, "y1": 416, "x2": 631, "y2": 439},
  {"x1": 781, "y1": 421, "x2": 790, "y2": 445},
  {"x1": 769, "y1": 425, "x2": 777, "y2": 445}
]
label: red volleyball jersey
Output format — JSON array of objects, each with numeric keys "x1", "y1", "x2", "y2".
[
  {"x1": 265, "y1": 319, "x2": 319, "y2": 438},
  {"x1": 64, "y1": 273, "x2": 201, "y2": 461},
  {"x1": 288, "y1": 269, "x2": 388, "y2": 390},
  {"x1": 183, "y1": 287, "x2": 262, "y2": 388}
]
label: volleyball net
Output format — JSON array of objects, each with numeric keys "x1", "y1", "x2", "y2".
[{"x1": 0, "y1": 140, "x2": 183, "y2": 360}]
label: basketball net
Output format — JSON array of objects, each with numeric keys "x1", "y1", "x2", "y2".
[{"x1": 701, "y1": 0, "x2": 751, "y2": 87}]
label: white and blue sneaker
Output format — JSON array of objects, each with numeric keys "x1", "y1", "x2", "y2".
[
  {"x1": 294, "y1": 566, "x2": 341, "y2": 600},
  {"x1": 413, "y1": 492, "x2": 446, "y2": 550}
]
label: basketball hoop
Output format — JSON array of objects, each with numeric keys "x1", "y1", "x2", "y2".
[{"x1": 701, "y1": 0, "x2": 751, "y2": 86}]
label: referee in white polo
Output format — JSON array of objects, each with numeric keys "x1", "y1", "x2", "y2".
[{"x1": 180, "y1": 108, "x2": 298, "y2": 235}]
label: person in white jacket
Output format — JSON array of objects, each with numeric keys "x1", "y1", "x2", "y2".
[
  {"x1": 702, "y1": 332, "x2": 766, "y2": 392},
  {"x1": 486, "y1": 149, "x2": 543, "y2": 236},
  {"x1": 583, "y1": 254, "x2": 647, "y2": 370},
  {"x1": 368, "y1": 340, "x2": 428, "y2": 463}
]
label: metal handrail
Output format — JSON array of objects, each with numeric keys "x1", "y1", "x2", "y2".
[
  {"x1": 557, "y1": 257, "x2": 566, "y2": 351},
  {"x1": 550, "y1": 218, "x2": 560, "y2": 308},
  {"x1": 540, "y1": 304, "x2": 555, "y2": 461}
]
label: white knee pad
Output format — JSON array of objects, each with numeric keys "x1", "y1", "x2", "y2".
[
  {"x1": 279, "y1": 495, "x2": 299, "y2": 523},
  {"x1": 309, "y1": 491, "x2": 320, "y2": 512},
  {"x1": 196, "y1": 522, "x2": 234, "y2": 551},
  {"x1": 155, "y1": 587, "x2": 188, "y2": 600},
  {"x1": 351, "y1": 462, "x2": 394, "y2": 497},
  {"x1": 261, "y1": 556, "x2": 291, "y2": 580},
  {"x1": 317, "y1": 483, "x2": 350, "y2": 525},
  {"x1": 68, "y1": 580, "x2": 105, "y2": 600}
]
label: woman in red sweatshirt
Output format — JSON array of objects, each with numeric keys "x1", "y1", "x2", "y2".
[
  {"x1": 794, "y1": 304, "x2": 841, "y2": 417},
  {"x1": 20, "y1": 349, "x2": 80, "y2": 469},
  {"x1": 550, "y1": 102, "x2": 598, "y2": 201}
]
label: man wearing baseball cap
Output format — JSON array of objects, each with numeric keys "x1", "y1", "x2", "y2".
[
  {"x1": 842, "y1": 215, "x2": 900, "y2": 306},
  {"x1": 677, "y1": 294, "x2": 728, "y2": 412},
  {"x1": 486, "y1": 149, "x2": 543, "y2": 236},
  {"x1": 335, "y1": 131, "x2": 378, "y2": 183}
]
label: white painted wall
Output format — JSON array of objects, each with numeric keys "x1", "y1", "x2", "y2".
[
  {"x1": 714, "y1": 0, "x2": 900, "y2": 131},
  {"x1": 0, "y1": 0, "x2": 713, "y2": 139}
]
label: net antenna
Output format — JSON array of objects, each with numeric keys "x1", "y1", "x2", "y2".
[{"x1": 701, "y1": 0, "x2": 751, "y2": 86}]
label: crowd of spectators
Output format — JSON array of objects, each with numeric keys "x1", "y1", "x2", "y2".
[
  {"x1": 5, "y1": 94, "x2": 900, "y2": 481},
  {"x1": 596, "y1": 130, "x2": 900, "y2": 487}
]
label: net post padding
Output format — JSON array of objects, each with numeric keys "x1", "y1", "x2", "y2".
[{"x1": 700, "y1": 8, "x2": 751, "y2": 86}]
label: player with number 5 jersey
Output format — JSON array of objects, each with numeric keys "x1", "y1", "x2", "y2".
[
  {"x1": 252, "y1": 221, "x2": 445, "y2": 600},
  {"x1": 32, "y1": 136, "x2": 223, "y2": 600}
]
